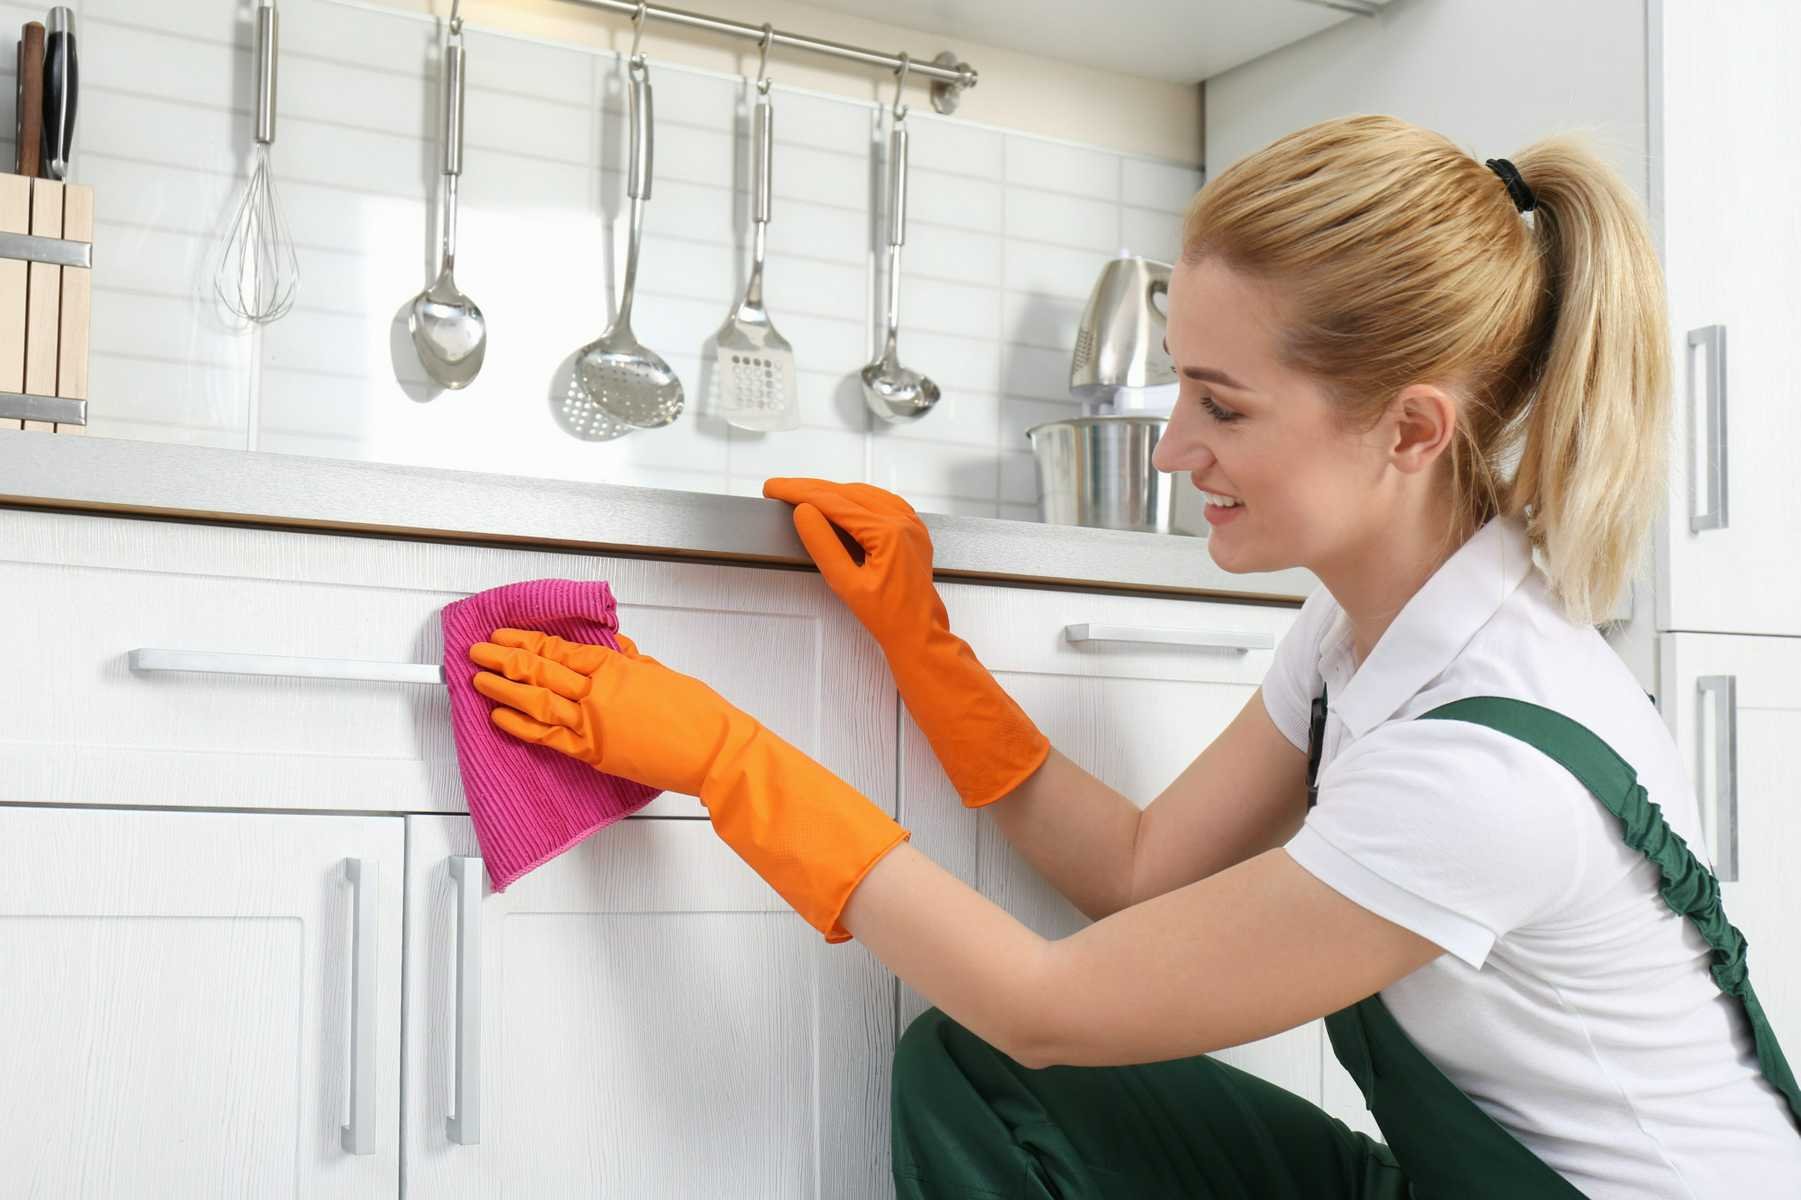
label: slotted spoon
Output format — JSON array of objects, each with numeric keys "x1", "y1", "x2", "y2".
[{"x1": 567, "y1": 54, "x2": 683, "y2": 434}]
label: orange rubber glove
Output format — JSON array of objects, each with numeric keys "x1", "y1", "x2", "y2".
[
  {"x1": 761, "y1": 478, "x2": 1050, "y2": 808},
  {"x1": 469, "y1": 628, "x2": 909, "y2": 944}
]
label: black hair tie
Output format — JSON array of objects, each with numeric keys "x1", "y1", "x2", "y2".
[{"x1": 1485, "y1": 157, "x2": 1537, "y2": 214}]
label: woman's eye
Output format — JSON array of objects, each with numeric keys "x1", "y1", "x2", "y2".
[{"x1": 1198, "y1": 394, "x2": 1241, "y2": 423}]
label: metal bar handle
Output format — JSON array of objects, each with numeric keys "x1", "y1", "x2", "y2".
[
  {"x1": 446, "y1": 856, "x2": 484, "y2": 1145},
  {"x1": 888, "y1": 123, "x2": 908, "y2": 248},
  {"x1": 1062, "y1": 623, "x2": 1274, "y2": 652},
  {"x1": 562, "y1": 0, "x2": 977, "y2": 90},
  {"x1": 255, "y1": 1, "x2": 278, "y2": 146},
  {"x1": 752, "y1": 92, "x2": 773, "y2": 225},
  {"x1": 442, "y1": 34, "x2": 465, "y2": 177},
  {"x1": 130, "y1": 648, "x2": 444, "y2": 685},
  {"x1": 1687, "y1": 324, "x2": 1729, "y2": 533},
  {"x1": 1696, "y1": 675, "x2": 1739, "y2": 882},
  {"x1": 627, "y1": 59, "x2": 653, "y2": 201},
  {"x1": 341, "y1": 858, "x2": 379, "y2": 1155}
]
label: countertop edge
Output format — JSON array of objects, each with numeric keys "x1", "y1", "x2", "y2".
[{"x1": 0, "y1": 433, "x2": 1317, "y2": 603}]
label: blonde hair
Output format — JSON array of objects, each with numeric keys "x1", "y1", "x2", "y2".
[{"x1": 1181, "y1": 115, "x2": 1669, "y2": 626}]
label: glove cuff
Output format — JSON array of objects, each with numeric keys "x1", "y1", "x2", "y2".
[
  {"x1": 885, "y1": 626, "x2": 1051, "y2": 808},
  {"x1": 699, "y1": 724, "x2": 910, "y2": 943}
]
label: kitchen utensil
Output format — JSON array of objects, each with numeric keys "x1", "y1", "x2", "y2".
[
  {"x1": 408, "y1": 12, "x2": 485, "y2": 389},
  {"x1": 1025, "y1": 413, "x2": 1181, "y2": 534},
  {"x1": 215, "y1": 0, "x2": 297, "y2": 325},
  {"x1": 16, "y1": 21, "x2": 43, "y2": 177},
  {"x1": 862, "y1": 56, "x2": 938, "y2": 424},
  {"x1": 1070, "y1": 255, "x2": 1174, "y2": 412},
  {"x1": 42, "y1": 7, "x2": 76, "y2": 182},
  {"x1": 569, "y1": 35, "x2": 682, "y2": 432},
  {"x1": 714, "y1": 29, "x2": 797, "y2": 432}
]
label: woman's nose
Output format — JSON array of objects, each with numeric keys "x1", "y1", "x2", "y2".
[{"x1": 1153, "y1": 403, "x2": 1214, "y2": 473}]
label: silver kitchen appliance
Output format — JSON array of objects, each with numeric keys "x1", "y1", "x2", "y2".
[{"x1": 1069, "y1": 254, "x2": 1174, "y2": 410}]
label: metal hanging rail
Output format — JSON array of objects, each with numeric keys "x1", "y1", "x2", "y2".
[{"x1": 558, "y1": 0, "x2": 979, "y2": 113}]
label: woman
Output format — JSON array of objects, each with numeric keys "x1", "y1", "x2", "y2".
[{"x1": 467, "y1": 115, "x2": 1801, "y2": 1197}]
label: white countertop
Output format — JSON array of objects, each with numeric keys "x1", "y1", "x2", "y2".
[{"x1": 0, "y1": 432, "x2": 1316, "y2": 603}]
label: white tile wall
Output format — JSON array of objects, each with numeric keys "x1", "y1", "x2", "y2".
[{"x1": 59, "y1": 0, "x2": 1201, "y2": 520}]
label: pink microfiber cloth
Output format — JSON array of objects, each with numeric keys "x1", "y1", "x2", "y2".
[{"x1": 442, "y1": 578, "x2": 662, "y2": 891}]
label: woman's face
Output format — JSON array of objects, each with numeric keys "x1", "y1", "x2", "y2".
[{"x1": 1151, "y1": 256, "x2": 1389, "y2": 577}]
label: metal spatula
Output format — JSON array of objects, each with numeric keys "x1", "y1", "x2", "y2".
[
  {"x1": 714, "y1": 76, "x2": 798, "y2": 432},
  {"x1": 569, "y1": 53, "x2": 683, "y2": 433}
]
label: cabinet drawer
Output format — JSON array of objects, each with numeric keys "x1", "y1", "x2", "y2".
[
  {"x1": 0, "y1": 508, "x2": 893, "y2": 817},
  {"x1": 944, "y1": 580, "x2": 1299, "y2": 685}
]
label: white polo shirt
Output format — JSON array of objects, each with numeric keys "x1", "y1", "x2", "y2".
[{"x1": 1263, "y1": 512, "x2": 1801, "y2": 1198}]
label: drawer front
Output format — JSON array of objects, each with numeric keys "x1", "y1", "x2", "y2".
[{"x1": 0, "y1": 508, "x2": 893, "y2": 816}]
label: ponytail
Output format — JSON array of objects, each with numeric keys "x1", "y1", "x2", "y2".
[{"x1": 1506, "y1": 137, "x2": 1670, "y2": 625}]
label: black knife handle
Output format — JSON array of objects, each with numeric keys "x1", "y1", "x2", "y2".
[{"x1": 44, "y1": 9, "x2": 78, "y2": 181}]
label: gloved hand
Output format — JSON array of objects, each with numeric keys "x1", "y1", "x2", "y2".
[
  {"x1": 761, "y1": 478, "x2": 1050, "y2": 808},
  {"x1": 469, "y1": 627, "x2": 909, "y2": 944}
]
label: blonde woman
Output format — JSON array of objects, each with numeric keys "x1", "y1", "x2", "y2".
[{"x1": 469, "y1": 115, "x2": 1801, "y2": 1196}]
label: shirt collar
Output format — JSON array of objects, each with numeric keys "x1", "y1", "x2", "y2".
[{"x1": 1319, "y1": 512, "x2": 1536, "y2": 740}]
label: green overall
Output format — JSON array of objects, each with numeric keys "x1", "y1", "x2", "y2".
[{"x1": 890, "y1": 693, "x2": 1801, "y2": 1198}]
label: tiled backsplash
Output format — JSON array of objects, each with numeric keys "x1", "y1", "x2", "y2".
[{"x1": 22, "y1": 0, "x2": 1200, "y2": 520}]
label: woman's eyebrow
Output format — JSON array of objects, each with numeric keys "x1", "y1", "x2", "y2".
[{"x1": 1163, "y1": 339, "x2": 1253, "y2": 391}]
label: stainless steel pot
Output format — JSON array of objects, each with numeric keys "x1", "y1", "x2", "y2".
[{"x1": 1025, "y1": 414, "x2": 1180, "y2": 534}]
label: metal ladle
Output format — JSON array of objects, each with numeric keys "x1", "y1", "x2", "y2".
[
  {"x1": 862, "y1": 54, "x2": 939, "y2": 423},
  {"x1": 409, "y1": 7, "x2": 486, "y2": 389}
]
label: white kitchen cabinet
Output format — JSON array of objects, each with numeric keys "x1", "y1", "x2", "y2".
[
  {"x1": 895, "y1": 581, "x2": 1326, "y2": 1102},
  {"x1": 0, "y1": 806, "x2": 405, "y2": 1199},
  {"x1": 0, "y1": 507, "x2": 894, "y2": 821},
  {"x1": 1658, "y1": 633, "x2": 1801, "y2": 1049},
  {"x1": 401, "y1": 814, "x2": 896, "y2": 1198},
  {"x1": 1653, "y1": 0, "x2": 1801, "y2": 638}
]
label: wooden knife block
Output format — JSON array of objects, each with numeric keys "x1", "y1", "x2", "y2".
[{"x1": 0, "y1": 173, "x2": 92, "y2": 433}]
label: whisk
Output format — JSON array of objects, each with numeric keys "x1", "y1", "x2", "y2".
[{"x1": 215, "y1": 0, "x2": 298, "y2": 325}]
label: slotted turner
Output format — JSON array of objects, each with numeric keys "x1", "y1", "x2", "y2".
[{"x1": 714, "y1": 79, "x2": 797, "y2": 431}]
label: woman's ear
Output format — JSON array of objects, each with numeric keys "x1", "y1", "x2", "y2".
[{"x1": 1385, "y1": 384, "x2": 1457, "y2": 476}]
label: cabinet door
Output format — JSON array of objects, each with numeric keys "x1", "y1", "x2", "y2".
[
  {"x1": 1655, "y1": 0, "x2": 1801, "y2": 636},
  {"x1": 0, "y1": 807, "x2": 404, "y2": 1199},
  {"x1": 403, "y1": 815, "x2": 894, "y2": 1199},
  {"x1": 1658, "y1": 632, "x2": 1801, "y2": 1046},
  {"x1": 896, "y1": 583, "x2": 1325, "y2": 1100}
]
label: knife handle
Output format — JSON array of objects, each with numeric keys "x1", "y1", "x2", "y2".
[
  {"x1": 17, "y1": 22, "x2": 44, "y2": 178},
  {"x1": 44, "y1": 8, "x2": 77, "y2": 182}
]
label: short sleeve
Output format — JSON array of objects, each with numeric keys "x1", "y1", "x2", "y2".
[
  {"x1": 1282, "y1": 718, "x2": 1587, "y2": 969},
  {"x1": 1259, "y1": 586, "x2": 1339, "y2": 753}
]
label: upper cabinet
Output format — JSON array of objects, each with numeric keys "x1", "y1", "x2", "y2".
[
  {"x1": 797, "y1": 0, "x2": 1387, "y2": 81},
  {"x1": 1652, "y1": 0, "x2": 1801, "y2": 638}
]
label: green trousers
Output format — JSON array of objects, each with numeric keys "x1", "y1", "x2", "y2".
[{"x1": 890, "y1": 1005, "x2": 1409, "y2": 1200}]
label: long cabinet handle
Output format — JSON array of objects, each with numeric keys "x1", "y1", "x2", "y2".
[
  {"x1": 341, "y1": 858, "x2": 379, "y2": 1156},
  {"x1": 1687, "y1": 324, "x2": 1729, "y2": 533},
  {"x1": 130, "y1": 648, "x2": 444, "y2": 686},
  {"x1": 446, "y1": 856, "x2": 484, "y2": 1146},
  {"x1": 1062, "y1": 623, "x2": 1273, "y2": 652},
  {"x1": 1696, "y1": 675, "x2": 1739, "y2": 882}
]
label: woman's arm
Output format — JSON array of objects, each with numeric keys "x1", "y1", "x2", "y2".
[
  {"x1": 841, "y1": 839, "x2": 1442, "y2": 1070},
  {"x1": 983, "y1": 687, "x2": 1317, "y2": 924}
]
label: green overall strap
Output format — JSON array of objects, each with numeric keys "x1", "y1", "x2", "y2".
[{"x1": 1421, "y1": 696, "x2": 1801, "y2": 1131}]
